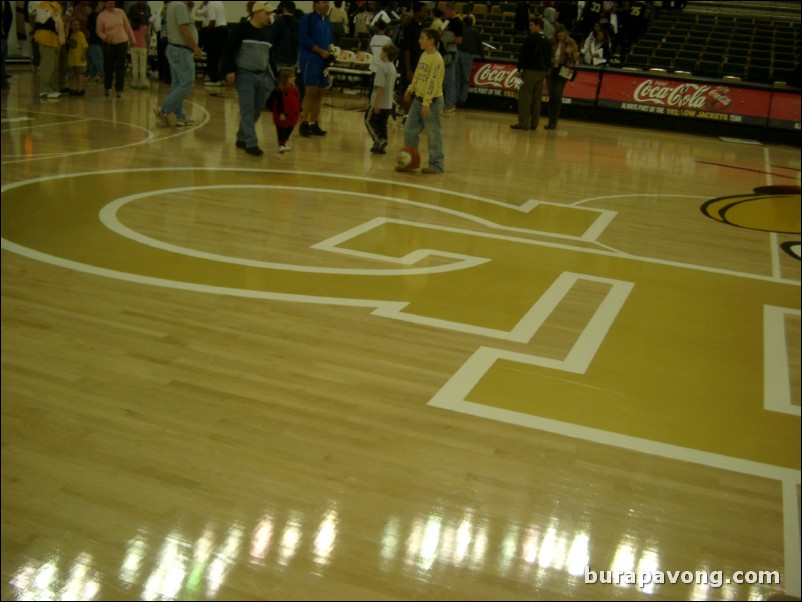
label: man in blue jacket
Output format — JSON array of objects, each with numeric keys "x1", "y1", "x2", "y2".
[{"x1": 298, "y1": 0, "x2": 332, "y2": 137}]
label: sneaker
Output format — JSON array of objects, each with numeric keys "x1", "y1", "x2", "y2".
[
  {"x1": 421, "y1": 167, "x2": 442, "y2": 174},
  {"x1": 510, "y1": 124, "x2": 527, "y2": 130},
  {"x1": 278, "y1": 145, "x2": 289, "y2": 153},
  {"x1": 176, "y1": 118, "x2": 195, "y2": 127},
  {"x1": 75, "y1": 89, "x2": 86, "y2": 96},
  {"x1": 299, "y1": 122, "x2": 311, "y2": 137},
  {"x1": 309, "y1": 123, "x2": 327, "y2": 136},
  {"x1": 236, "y1": 140, "x2": 247, "y2": 149},
  {"x1": 378, "y1": 139, "x2": 388, "y2": 151},
  {"x1": 153, "y1": 107, "x2": 170, "y2": 126},
  {"x1": 45, "y1": 90, "x2": 62, "y2": 99},
  {"x1": 443, "y1": 107, "x2": 456, "y2": 114},
  {"x1": 245, "y1": 146, "x2": 264, "y2": 156},
  {"x1": 116, "y1": 92, "x2": 123, "y2": 98},
  {"x1": 104, "y1": 89, "x2": 111, "y2": 96}
]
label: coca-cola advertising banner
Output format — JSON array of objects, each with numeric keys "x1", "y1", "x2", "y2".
[
  {"x1": 469, "y1": 62, "x2": 519, "y2": 98},
  {"x1": 469, "y1": 62, "x2": 601, "y2": 106},
  {"x1": 597, "y1": 73, "x2": 771, "y2": 126}
]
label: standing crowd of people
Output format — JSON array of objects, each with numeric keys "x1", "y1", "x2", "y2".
[{"x1": 2, "y1": 1, "x2": 635, "y2": 175}]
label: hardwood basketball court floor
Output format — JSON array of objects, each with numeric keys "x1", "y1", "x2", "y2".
[{"x1": 1, "y1": 70, "x2": 800, "y2": 600}]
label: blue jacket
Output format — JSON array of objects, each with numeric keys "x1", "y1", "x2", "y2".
[{"x1": 298, "y1": 11, "x2": 332, "y2": 64}]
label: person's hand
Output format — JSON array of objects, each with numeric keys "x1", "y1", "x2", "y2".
[
  {"x1": 373, "y1": 105, "x2": 381, "y2": 115},
  {"x1": 280, "y1": 113, "x2": 286, "y2": 120},
  {"x1": 403, "y1": 90, "x2": 412, "y2": 103},
  {"x1": 421, "y1": 105, "x2": 431, "y2": 118},
  {"x1": 193, "y1": 46, "x2": 203, "y2": 59},
  {"x1": 320, "y1": 49, "x2": 330, "y2": 60},
  {"x1": 226, "y1": 72, "x2": 235, "y2": 86}
]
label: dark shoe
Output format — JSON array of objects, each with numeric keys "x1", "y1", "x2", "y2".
[
  {"x1": 529, "y1": 124, "x2": 537, "y2": 130},
  {"x1": 236, "y1": 140, "x2": 247, "y2": 149},
  {"x1": 510, "y1": 124, "x2": 527, "y2": 130},
  {"x1": 544, "y1": 125, "x2": 556, "y2": 130},
  {"x1": 421, "y1": 167, "x2": 442, "y2": 174},
  {"x1": 309, "y1": 123, "x2": 327, "y2": 136},
  {"x1": 299, "y1": 122, "x2": 311, "y2": 137},
  {"x1": 245, "y1": 146, "x2": 264, "y2": 156}
]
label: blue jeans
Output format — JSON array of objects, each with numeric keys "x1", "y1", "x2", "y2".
[
  {"x1": 162, "y1": 45, "x2": 195, "y2": 120},
  {"x1": 455, "y1": 52, "x2": 474, "y2": 104},
  {"x1": 443, "y1": 52, "x2": 457, "y2": 109},
  {"x1": 86, "y1": 44, "x2": 103, "y2": 79},
  {"x1": 235, "y1": 69, "x2": 267, "y2": 148},
  {"x1": 403, "y1": 96, "x2": 444, "y2": 172}
]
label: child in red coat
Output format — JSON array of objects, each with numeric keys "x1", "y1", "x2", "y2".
[{"x1": 266, "y1": 68, "x2": 301, "y2": 153}]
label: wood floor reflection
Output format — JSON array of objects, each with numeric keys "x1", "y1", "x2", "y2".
[{"x1": 1, "y1": 66, "x2": 800, "y2": 601}]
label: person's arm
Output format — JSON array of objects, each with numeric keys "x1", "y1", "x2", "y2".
[
  {"x1": 302, "y1": 17, "x2": 330, "y2": 59},
  {"x1": 179, "y1": 23, "x2": 202, "y2": 56},
  {"x1": 123, "y1": 12, "x2": 135, "y2": 44},
  {"x1": 222, "y1": 23, "x2": 242, "y2": 84},
  {"x1": 95, "y1": 12, "x2": 104, "y2": 40},
  {"x1": 372, "y1": 83, "x2": 383, "y2": 113}
]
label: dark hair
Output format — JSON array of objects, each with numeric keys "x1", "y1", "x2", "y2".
[
  {"x1": 530, "y1": 16, "x2": 543, "y2": 29},
  {"x1": 421, "y1": 27, "x2": 440, "y2": 45}
]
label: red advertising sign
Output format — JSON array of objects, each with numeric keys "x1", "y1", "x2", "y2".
[
  {"x1": 469, "y1": 62, "x2": 519, "y2": 98},
  {"x1": 561, "y1": 69, "x2": 600, "y2": 105},
  {"x1": 597, "y1": 73, "x2": 771, "y2": 125},
  {"x1": 768, "y1": 91, "x2": 802, "y2": 131},
  {"x1": 469, "y1": 62, "x2": 600, "y2": 106}
]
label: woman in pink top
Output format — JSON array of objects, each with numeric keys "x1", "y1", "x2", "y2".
[
  {"x1": 96, "y1": 0, "x2": 135, "y2": 98},
  {"x1": 129, "y1": 13, "x2": 151, "y2": 89}
]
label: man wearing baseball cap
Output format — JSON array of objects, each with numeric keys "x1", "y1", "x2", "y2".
[{"x1": 222, "y1": 1, "x2": 276, "y2": 156}]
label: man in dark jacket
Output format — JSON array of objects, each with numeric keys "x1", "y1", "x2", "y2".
[
  {"x1": 223, "y1": 1, "x2": 275, "y2": 156},
  {"x1": 511, "y1": 16, "x2": 551, "y2": 131}
]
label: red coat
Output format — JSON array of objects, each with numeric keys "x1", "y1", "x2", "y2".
[{"x1": 267, "y1": 85, "x2": 301, "y2": 127}]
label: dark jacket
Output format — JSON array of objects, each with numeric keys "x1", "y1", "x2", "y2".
[{"x1": 517, "y1": 31, "x2": 551, "y2": 71}]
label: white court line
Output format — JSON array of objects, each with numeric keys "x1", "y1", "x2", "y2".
[
  {"x1": 0, "y1": 102, "x2": 211, "y2": 164},
  {"x1": 3, "y1": 168, "x2": 799, "y2": 287},
  {"x1": 764, "y1": 305, "x2": 801, "y2": 417}
]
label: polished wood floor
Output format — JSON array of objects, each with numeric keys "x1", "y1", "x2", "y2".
[{"x1": 2, "y1": 66, "x2": 800, "y2": 601}]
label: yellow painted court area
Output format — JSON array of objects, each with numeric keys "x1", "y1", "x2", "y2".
[{"x1": 3, "y1": 169, "x2": 798, "y2": 471}]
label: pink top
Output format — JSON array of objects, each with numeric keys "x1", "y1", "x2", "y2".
[
  {"x1": 132, "y1": 25, "x2": 149, "y2": 49},
  {"x1": 96, "y1": 8, "x2": 135, "y2": 45}
]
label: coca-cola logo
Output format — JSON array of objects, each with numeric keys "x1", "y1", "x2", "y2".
[
  {"x1": 473, "y1": 63, "x2": 519, "y2": 89},
  {"x1": 632, "y1": 80, "x2": 722, "y2": 109}
]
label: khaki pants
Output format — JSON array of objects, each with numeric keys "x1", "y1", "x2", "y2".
[{"x1": 517, "y1": 69, "x2": 546, "y2": 128}]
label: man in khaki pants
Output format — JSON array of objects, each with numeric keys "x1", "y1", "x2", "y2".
[{"x1": 511, "y1": 16, "x2": 551, "y2": 131}]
